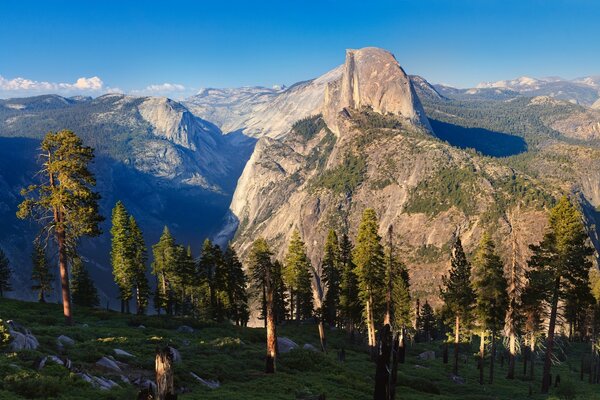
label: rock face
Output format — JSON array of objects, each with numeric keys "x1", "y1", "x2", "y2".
[
  {"x1": 6, "y1": 321, "x2": 39, "y2": 351},
  {"x1": 323, "y1": 48, "x2": 431, "y2": 134},
  {"x1": 185, "y1": 66, "x2": 342, "y2": 138},
  {"x1": 226, "y1": 48, "x2": 563, "y2": 312}
]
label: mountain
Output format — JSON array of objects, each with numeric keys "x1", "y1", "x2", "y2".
[
  {"x1": 473, "y1": 75, "x2": 600, "y2": 106},
  {"x1": 0, "y1": 94, "x2": 255, "y2": 303},
  {"x1": 224, "y1": 48, "x2": 561, "y2": 307},
  {"x1": 184, "y1": 66, "x2": 343, "y2": 138}
]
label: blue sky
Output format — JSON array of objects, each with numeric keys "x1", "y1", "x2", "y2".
[{"x1": 1, "y1": 0, "x2": 599, "y2": 98}]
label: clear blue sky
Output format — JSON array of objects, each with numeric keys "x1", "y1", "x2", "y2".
[{"x1": 1, "y1": 0, "x2": 599, "y2": 97}]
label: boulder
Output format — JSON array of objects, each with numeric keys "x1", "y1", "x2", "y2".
[
  {"x1": 177, "y1": 325, "x2": 194, "y2": 333},
  {"x1": 35, "y1": 355, "x2": 69, "y2": 370},
  {"x1": 450, "y1": 374, "x2": 465, "y2": 385},
  {"x1": 418, "y1": 350, "x2": 436, "y2": 361},
  {"x1": 114, "y1": 348, "x2": 134, "y2": 357},
  {"x1": 303, "y1": 343, "x2": 318, "y2": 352},
  {"x1": 190, "y1": 372, "x2": 220, "y2": 389},
  {"x1": 168, "y1": 346, "x2": 182, "y2": 363},
  {"x1": 6, "y1": 321, "x2": 39, "y2": 351},
  {"x1": 96, "y1": 356, "x2": 122, "y2": 372},
  {"x1": 57, "y1": 335, "x2": 75, "y2": 347},
  {"x1": 277, "y1": 337, "x2": 298, "y2": 353}
]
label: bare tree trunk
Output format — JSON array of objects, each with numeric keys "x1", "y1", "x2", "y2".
[
  {"x1": 156, "y1": 347, "x2": 176, "y2": 400},
  {"x1": 56, "y1": 225, "x2": 72, "y2": 325},
  {"x1": 479, "y1": 331, "x2": 485, "y2": 385},
  {"x1": 389, "y1": 332, "x2": 400, "y2": 399},
  {"x1": 384, "y1": 226, "x2": 393, "y2": 327},
  {"x1": 507, "y1": 331, "x2": 516, "y2": 379},
  {"x1": 454, "y1": 315, "x2": 460, "y2": 375},
  {"x1": 374, "y1": 324, "x2": 392, "y2": 399},
  {"x1": 529, "y1": 335, "x2": 535, "y2": 380},
  {"x1": 398, "y1": 329, "x2": 406, "y2": 364},
  {"x1": 541, "y1": 278, "x2": 560, "y2": 393},
  {"x1": 265, "y1": 266, "x2": 276, "y2": 373},
  {"x1": 367, "y1": 295, "x2": 376, "y2": 351},
  {"x1": 489, "y1": 332, "x2": 496, "y2": 384}
]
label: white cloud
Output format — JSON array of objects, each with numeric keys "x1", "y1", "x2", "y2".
[
  {"x1": 143, "y1": 83, "x2": 186, "y2": 93},
  {"x1": 0, "y1": 75, "x2": 105, "y2": 93}
]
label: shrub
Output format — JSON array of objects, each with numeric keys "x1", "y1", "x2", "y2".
[{"x1": 0, "y1": 321, "x2": 10, "y2": 350}]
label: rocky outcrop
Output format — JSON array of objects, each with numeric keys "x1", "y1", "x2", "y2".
[{"x1": 323, "y1": 48, "x2": 431, "y2": 134}]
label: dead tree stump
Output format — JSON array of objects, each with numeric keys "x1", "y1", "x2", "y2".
[{"x1": 156, "y1": 347, "x2": 177, "y2": 400}]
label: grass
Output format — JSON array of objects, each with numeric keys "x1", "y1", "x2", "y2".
[{"x1": 0, "y1": 298, "x2": 598, "y2": 399}]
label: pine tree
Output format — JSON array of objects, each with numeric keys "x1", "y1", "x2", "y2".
[
  {"x1": 129, "y1": 216, "x2": 149, "y2": 315},
  {"x1": 440, "y1": 236, "x2": 475, "y2": 375},
  {"x1": 17, "y1": 130, "x2": 103, "y2": 324},
  {"x1": 353, "y1": 208, "x2": 386, "y2": 349},
  {"x1": 272, "y1": 260, "x2": 288, "y2": 324},
  {"x1": 0, "y1": 249, "x2": 13, "y2": 297},
  {"x1": 527, "y1": 196, "x2": 594, "y2": 393},
  {"x1": 322, "y1": 229, "x2": 341, "y2": 326},
  {"x1": 521, "y1": 277, "x2": 544, "y2": 380},
  {"x1": 338, "y1": 233, "x2": 361, "y2": 335},
  {"x1": 391, "y1": 260, "x2": 412, "y2": 332},
  {"x1": 247, "y1": 238, "x2": 276, "y2": 372},
  {"x1": 31, "y1": 242, "x2": 53, "y2": 302},
  {"x1": 223, "y1": 245, "x2": 249, "y2": 326},
  {"x1": 505, "y1": 213, "x2": 524, "y2": 380},
  {"x1": 283, "y1": 230, "x2": 314, "y2": 321},
  {"x1": 111, "y1": 201, "x2": 133, "y2": 313},
  {"x1": 472, "y1": 233, "x2": 508, "y2": 384},
  {"x1": 417, "y1": 300, "x2": 436, "y2": 341},
  {"x1": 70, "y1": 256, "x2": 99, "y2": 308},
  {"x1": 152, "y1": 227, "x2": 177, "y2": 315}
]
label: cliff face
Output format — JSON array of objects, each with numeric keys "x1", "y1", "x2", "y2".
[
  {"x1": 229, "y1": 109, "x2": 551, "y2": 306},
  {"x1": 323, "y1": 48, "x2": 431, "y2": 134}
]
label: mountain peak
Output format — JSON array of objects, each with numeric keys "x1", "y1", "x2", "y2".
[{"x1": 323, "y1": 47, "x2": 431, "y2": 133}]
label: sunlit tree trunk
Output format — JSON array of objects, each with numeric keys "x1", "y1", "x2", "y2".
[{"x1": 541, "y1": 277, "x2": 560, "y2": 393}]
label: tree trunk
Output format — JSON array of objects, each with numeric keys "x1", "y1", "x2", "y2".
[
  {"x1": 374, "y1": 324, "x2": 392, "y2": 400},
  {"x1": 507, "y1": 331, "x2": 516, "y2": 379},
  {"x1": 443, "y1": 342, "x2": 448, "y2": 364},
  {"x1": 529, "y1": 336, "x2": 535, "y2": 380},
  {"x1": 56, "y1": 224, "x2": 72, "y2": 325},
  {"x1": 541, "y1": 278, "x2": 560, "y2": 393},
  {"x1": 265, "y1": 266, "x2": 276, "y2": 373},
  {"x1": 454, "y1": 315, "x2": 460, "y2": 375},
  {"x1": 367, "y1": 295, "x2": 376, "y2": 350},
  {"x1": 479, "y1": 331, "x2": 485, "y2": 385},
  {"x1": 318, "y1": 318, "x2": 327, "y2": 353},
  {"x1": 155, "y1": 347, "x2": 176, "y2": 400},
  {"x1": 489, "y1": 332, "x2": 496, "y2": 384},
  {"x1": 389, "y1": 332, "x2": 400, "y2": 400},
  {"x1": 398, "y1": 329, "x2": 406, "y2": 364},
  {"x1": 523, "y1": 340, "x2": 528, "y2": 376}
]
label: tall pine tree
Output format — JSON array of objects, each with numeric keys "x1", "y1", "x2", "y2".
[
  {"x1": 527, "y1": 196, "x2": 594, "y2": 393},
  {"x1": 31, "y1": 242, "x2": 53, "y2": 302},
  {"x1": 129, "y1": 216, "x2": 149, "y2": 314},
  {"x1": 353, "y1": 208, "x2": 385, "y2": 349},
  {"x1": 152, "y1": 227, "x2": 177, "y2": 315},
  {"x1": 222, "y1": 245, "x2": 249, "y2": 326},
  {"x1": 322, "y1": 229, "x2": 341, "y2": 326},
  {"x1": 440, "y1": 236, "x2": 475, "y2": 375},
  {"x1": 283, "y1": 230, "x2": 314, "y2": 321},
  {"x1": 338, "y1": 233, "x2": 361, "y2": 336},
  {"x1": 17, "y1": 130, "x2": 103, "y2": 325},
  {"x1": 111, "y1": 201, "x2": 133, "y2": 313},
  {"x1": 472, "y1": 233, "x2": 508, "y2": 384}
]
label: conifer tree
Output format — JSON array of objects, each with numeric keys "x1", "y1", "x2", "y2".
[
  {"x1": 521, "y1": 277, "x2": 544, "y2": 380},
  {"x1": 271, "y1": 260, "x2": 288, "y2": 324},
  {"x1": 70, "y1": 256, "x2": 99, "y2": 308},
  {"x1": 0, "y1": 249, "x2": 13, "y2": 297},
  {"x1": 353, "y1": 208, "x2": 386, "y2": 349},
  {"x1": 505, "y1": 214, "x2": 524, "y2": 380},
  {"x1": 17, "y1": 130, "x2": 103, "y2": 324},
  {"x1": 129, "y1": 216, "x2": 149, "y2": 314},
  {"x1": 440, "y1": 236, "x2": 475, "y2": 375},
  {"x1": 199, "y1": 239, "x2": 221, "y2": 318},
  {"x1": 152, "y1": 227, "x2": 177, "y2": 315},
  {"x1": 283, "y1": 230, "x2": 314, "y2": 321},
  {"x1": 391, "y1": 261, "x2": 412, "y2": 332},
  {"x1": 31, "y1": 242, "x2": 53, "y2": 302},
  {"x1": 111, "y1": 201, "x2": 133, "y2": 313},
  {"x1": 472, "y1": 233, "x2": 508, "y2": 384},
  {"x1": 338, "y1": 233, "x2": 361, "y2": 335},
  {"x1": 222, "y1": 245, "x2": 249, "y2": 326},
  {"x1": 417, "y1": 300, "x2": 436, "y2": 341},
  {"x1": 527, "y1": 196, "x2": 594, "y2": 393},
  {"x1": 247, "y1": 238, "x2": 276, "y2": 373},
  {"x1": 322, "y1": 229, "x2": 341, "y2": 326}
]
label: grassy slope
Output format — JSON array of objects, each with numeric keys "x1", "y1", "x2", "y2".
[{"x1": 0, "y1": 298, "x2": 597, "y2": 400}]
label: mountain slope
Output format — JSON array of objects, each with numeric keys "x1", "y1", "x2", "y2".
[{"x1": 0, "y1": 94, "x2": 255, "y2": 303}]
